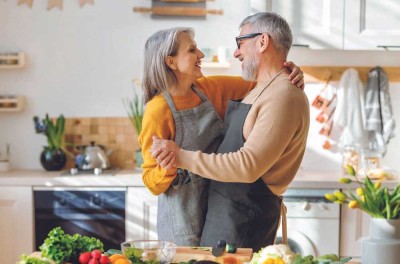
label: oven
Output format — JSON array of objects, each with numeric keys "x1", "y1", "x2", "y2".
[
  {"x1": 33, "y1": 187, "x2": 126, "y2": 251},
  {"x1": 275, "y1": 189, "x2": 340, "y2": 257}
]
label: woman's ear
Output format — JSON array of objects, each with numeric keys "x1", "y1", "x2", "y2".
[{"x1": 165, "y1": 56, "x2": 178, "y2": 70}]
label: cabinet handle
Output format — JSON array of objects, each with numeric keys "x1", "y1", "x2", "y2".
[
  {"x1": 377, "y1": 45, "x2": 400, "y2": 50},
  {"x1": 292, "y1": 44, "x2": 310, "y2": 48}
]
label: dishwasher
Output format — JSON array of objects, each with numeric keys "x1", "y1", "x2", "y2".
[
  {"x1": 33, "y1": 187, "x2": 126, "y2": 251},
  {"x1": 275, "y1": 189, "x2": 340, "y2": 257}
]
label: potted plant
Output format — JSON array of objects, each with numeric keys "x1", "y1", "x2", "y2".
[
  {"x1": 33, "y1": 113, "x2": 68, "y2": 171},
  {"x1": 123, "y1": 87, "x2": 144, "y2": 168},
  {"x1": 325, "y1": 165, "x2": 400, "y2": 264}
]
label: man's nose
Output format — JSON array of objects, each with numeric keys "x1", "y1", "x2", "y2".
[{"x1": 233, "y1": 48, "x2": 240, "y2": 58}]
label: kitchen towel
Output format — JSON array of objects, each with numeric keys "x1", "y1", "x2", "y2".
[
  {"x1": 331, "y1": 68, "x2": 369, "y2": 149},
  {"x1": 364, "y1": 66, "x2": 395, "y2": 149}
]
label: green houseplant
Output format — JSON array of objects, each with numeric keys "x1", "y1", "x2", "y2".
[
  {"x1": 325, "y1": 165, "x2": 400, "y2": 264},
  {"x1": 123, "y1": 88, "x2": 144, "y2": 168},
  {"x1": 33, "y1": 114, "x2": 68, "y2": 171}
]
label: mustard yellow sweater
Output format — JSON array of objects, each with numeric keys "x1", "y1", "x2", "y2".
[
  {"x1": 177, "y1": 73, "x2": 310, "y2": 195},
  {"x1": 138, "y1": 76, "x2": 254, "y2": 195}
]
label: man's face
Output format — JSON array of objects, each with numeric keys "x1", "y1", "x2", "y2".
[{"x1": 234, "y1": 25, "x2": 261, "y2": 81}]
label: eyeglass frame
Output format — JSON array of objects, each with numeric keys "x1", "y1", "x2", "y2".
[{"x1": 235, "y1": 32, "x2": 265, "y2": 49}]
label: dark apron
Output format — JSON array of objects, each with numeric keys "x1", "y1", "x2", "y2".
[
  {"x1": 200, "y1": 69, "x2": 286, "y2": 252},
  {"x1": 157, "y1": 86, "x2": 224, "y2": 246}
]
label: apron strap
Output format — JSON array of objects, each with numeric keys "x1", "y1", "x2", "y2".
[{"x1": 280, "y1": 201, "x2": 288, "y2": 245}]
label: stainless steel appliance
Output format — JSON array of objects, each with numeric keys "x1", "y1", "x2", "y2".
[
  {"x1": 33, "y1": 187, "x2": 126, "y2": 250},
  {"x1": 276, "y1": 189, "x2": 340, "y2": 256}
]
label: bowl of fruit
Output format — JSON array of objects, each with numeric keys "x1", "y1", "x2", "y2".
[{"x1": 121, "y1": 240, "x2": 177, "y2": 264}]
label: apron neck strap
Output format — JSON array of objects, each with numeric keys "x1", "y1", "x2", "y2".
[
  {"x1": 251, "y1": 67, "x2": 287, "y2": 104},
  {"x1": 163, "y1": 86, "x2": 207, "y2": 112}
]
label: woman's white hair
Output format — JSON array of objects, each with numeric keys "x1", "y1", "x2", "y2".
[
  {"x1": 142, "y1": 27, "x2": 195, "y2": 103},
  {"x1": 240, "y1": 12, "x2": 292, "y2": 56}
]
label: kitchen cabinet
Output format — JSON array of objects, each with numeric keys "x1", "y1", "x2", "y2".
[
  {"x1": 343, "y1": 0, "x2": 400, "y2": 50},
  {"x1": 254, "y1": 0, "x2": 399, "y2": 50},
  {"x1": 260, "y1": 0, "x2": 345, "y2": 49},
  {"x1": 0, "y1": 186, "x2": 34, "y2": 264},
  {"x1": 126, "y1": 187, "x2": 158, "y2": 241},
  {"x1": 340, "y1": 205, "x2": 371, "y2": 258}
]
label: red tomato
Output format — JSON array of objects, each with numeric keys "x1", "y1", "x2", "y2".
[
  {"x1": 91, "y1": 250, "x2": 102, "y2": 260},
  {"x1": 99, "y1": 255, "x2": 111, "y2": 264},
  {"x1": 223, "y1": 256, "x2": 239, "y2": 264},
  {"x1": 88, "y1": 258, "x2": 99, "y2": 264},
  {"x1": 79, "y1": 252, "x2": 91, "y2": 264}
]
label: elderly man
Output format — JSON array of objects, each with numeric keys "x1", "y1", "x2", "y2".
[{"x1": 151, "y1": 12, "x2": 310, "y2": 251}]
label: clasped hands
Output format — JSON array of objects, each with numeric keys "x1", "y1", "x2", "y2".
[{"x1": 151, "y1": 136, "x2": 180, "y2": 170}]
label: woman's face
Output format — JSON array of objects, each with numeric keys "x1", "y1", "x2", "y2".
[{"x1": 171, "y1": 32, "x2": 204, "y2": 81}]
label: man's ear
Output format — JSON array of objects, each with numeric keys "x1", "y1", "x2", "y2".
[
  {"x1": 165, "y1": 56, "x2": 177, "y2": 70},
  {"x1": 259, "y1": 34, "x2": 270, "y2": 52}
]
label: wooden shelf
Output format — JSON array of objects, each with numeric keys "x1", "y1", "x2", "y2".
[
  {"x1": 0, "y1": 96, "x2": 25, "y2": 112},
  {"x1": 302, "y1": 66, "x2": 400, "y2": 83},
  {"x1": 202, "y1": 62, "x2": 231, "y2": 69},
  {"x1": 0, "y1": 53, "x2": 25, "y2": 69}
]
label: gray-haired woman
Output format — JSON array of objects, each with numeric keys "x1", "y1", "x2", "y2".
[{"x1": 138, "y1": 26, "x2": 304, "y2": 246}]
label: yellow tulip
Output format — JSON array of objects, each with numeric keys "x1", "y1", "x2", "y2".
[
  {"x1": 374, "y1": 180, "x2": 382, "y2": 190},
  {"x1": 325, "y1": 193, "x2": 337, "y2": 202},
  {"x1": 339, "y1": 177, "x2": 352, "y2": 184},
  {"x1": 334, "y1": 190, "x2": 347, "y2": 202},
  {"x1": 361, "y1": 195, "x2": 365, "y2": 202},
  {"x1": 348, "y1": 200, "x2": 359, "y2": 209},
  {"x1": 356, "y1": 188, "x2": 364, "y2": 196}
]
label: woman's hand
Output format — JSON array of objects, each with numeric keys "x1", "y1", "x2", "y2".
[
  {"x1": 150, "y1": 136, "x2": 180, "y2": 170},
  {"x1": 284, "y1": 61, "x2": 305, "y2": 89}
]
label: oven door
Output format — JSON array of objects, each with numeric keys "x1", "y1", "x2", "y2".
[
  {"x1": 34, "y1": 187, "x2": 126, "y2": 251},
  {"x1": 275, "y1": 227, "x2": 317, "y2": 256}
]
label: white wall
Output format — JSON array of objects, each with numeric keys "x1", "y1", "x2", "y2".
[{"x1": 1, "y1": 0, "x2": 399, "y2": 173}]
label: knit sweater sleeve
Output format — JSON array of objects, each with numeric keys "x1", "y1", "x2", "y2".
[
  {"x1": 138, "y1": 97, "x2": 177, "y2": 195},
  {"x1": 177, "y1": 82, "x2": 309, "y2": 183}
]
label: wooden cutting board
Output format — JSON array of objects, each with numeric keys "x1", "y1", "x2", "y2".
[{"x1": 172, "y1": 247, "x2": 253, "y2": 263}]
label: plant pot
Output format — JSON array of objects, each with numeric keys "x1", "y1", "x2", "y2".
[
  {"x1": 361, "y1": 218, "x2": 400, "y2": 264},
  {"x1": 40, "y1": 148, "x2": 67, "y2": 171},
  {"x1": 135, "y1": 149, "x2": 143, "y2": 168}
]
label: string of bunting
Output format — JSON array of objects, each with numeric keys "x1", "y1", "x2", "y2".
[{"x1": 17, "y1": 0, "x2": 94, "y2": 10}]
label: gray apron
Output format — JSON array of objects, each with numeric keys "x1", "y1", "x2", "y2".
[
  {"x1": 157, "y1": 86, "x2": 224, "y2": 246},
  {"x1": 200, "y1": 69, "x2": 286, "y2": 252}
]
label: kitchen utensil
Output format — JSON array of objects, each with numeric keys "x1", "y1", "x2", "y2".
[
  {"x1": 75, "y1": 141, "x2": 112, "y2": 170},
  {"x1": 121, "y1": 240, "x2": 177, "y2": 264},
  {"x1": 133, "y1": 6, "x2": 223, "y2": 16}
]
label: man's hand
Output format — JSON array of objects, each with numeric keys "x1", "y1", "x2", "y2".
[
  {"x1": 284, "y1": 61, "x2": 305, "y2": 90},
  {"x1": 151, "y1": 136, "x2": 180, "y2": 170}
]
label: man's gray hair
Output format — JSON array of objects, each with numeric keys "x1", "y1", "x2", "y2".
[
  {"x1": 142, "y1": 27, "x2": 195, "y2": 103},
  {"x1": 240, "y1": 12, "x2": 292, "y2": 56}
]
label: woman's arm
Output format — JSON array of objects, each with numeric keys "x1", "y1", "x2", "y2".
[{"x1": 138, "y1": 100, "x2": 177, "y2": 195}]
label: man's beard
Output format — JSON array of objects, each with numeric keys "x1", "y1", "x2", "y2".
[{"x1": 242, "y1": 50, "x2": 259, "y2": 81}]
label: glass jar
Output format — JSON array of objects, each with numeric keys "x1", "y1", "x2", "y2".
[{"x1": 341, "y1": 146, "x2": 359, "y2": 174}]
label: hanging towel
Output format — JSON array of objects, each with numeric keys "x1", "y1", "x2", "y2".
[
  {"x1": 331, "y1": 68, "x2": 369, "y2": 149},
  {"x1": 365, "y1": 66, "x2": 395, "y2": 145}
]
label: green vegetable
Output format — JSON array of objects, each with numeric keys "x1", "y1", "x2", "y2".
[
  {"x1": 17, "y1": 254, "x2": 51, "y2": 264},
  {"x1": 105, "y1": 249, "x2": 123, "y2": 256},
  {"x1": 39, "y1": 227, "x2": 104, "y2": 264},
  {"x1": 225, "y1": 244, "x2": 237, "y2": 253},
  {"x1": 315, "y1": 254, "x2": 340, "y2": 261}
]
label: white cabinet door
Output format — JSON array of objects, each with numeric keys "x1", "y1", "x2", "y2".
[
  {"x1": 268, "y1": 0, "x2": 345, "y2": 49},
  {"x1": 126, "y1": 187, "x2": 158, "y2": 241},
  {"x1": 344, "y1": 0, "x2": 400, "y2": 50},
  {"x1": 0, "y1": 186, "x2": 33, "y2": 264},
  {"x1": 340, "y1": 205, "x2": 371, "y2": 258}
]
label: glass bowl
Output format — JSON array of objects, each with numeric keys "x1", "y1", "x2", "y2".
[{"x1": 121, "y1": 240, "x2": 177, "y2": 264}]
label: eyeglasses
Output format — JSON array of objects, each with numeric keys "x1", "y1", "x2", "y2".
[{"x1": 235, "y1": 32, "x2": 263, "y2": 49}]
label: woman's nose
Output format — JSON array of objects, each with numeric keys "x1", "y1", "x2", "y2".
[{"x1": 198, "y1": 50, "x2": 205, "y2": 58}]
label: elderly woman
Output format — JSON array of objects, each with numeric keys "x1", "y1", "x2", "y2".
[{"x1": 138, "y1": 27, "x2": 304, "y2": 246}]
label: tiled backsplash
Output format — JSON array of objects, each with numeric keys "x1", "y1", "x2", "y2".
[{"x1": 64, "y1": 117, "x2": 139, "y2": 169}]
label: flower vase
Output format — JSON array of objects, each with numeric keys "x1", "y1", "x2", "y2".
[
  {"x1": 135, "y1": 149, "x2": 143, "y2": 168},
  {"x1": 40, "y1": 148, "x2": 67, "y2": 171},
  {"x1": 361, "y1": 218, "x2": 400, "y2": 264}
]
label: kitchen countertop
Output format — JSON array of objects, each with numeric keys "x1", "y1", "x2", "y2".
[{"x1": 0, "y1": 169, "x2": 398, "y2": 189}]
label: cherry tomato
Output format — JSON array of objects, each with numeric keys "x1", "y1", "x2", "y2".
[
  {"x1": 91, "y1": 250, "x2": 102, "y2": 260},
  {"x1": 99, "y1": 255, "x2": 111, "y2": 264},
  {"x1": 88, "y1": 258, "x2": 99, "y2": 264},
  {"x1": 79, "y1": 252, "x2": 91, "y2": 264}
]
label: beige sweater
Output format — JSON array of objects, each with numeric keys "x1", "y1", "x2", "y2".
[{"x1": 177, "y1": 73, "x2": 310, "y2": 195}]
